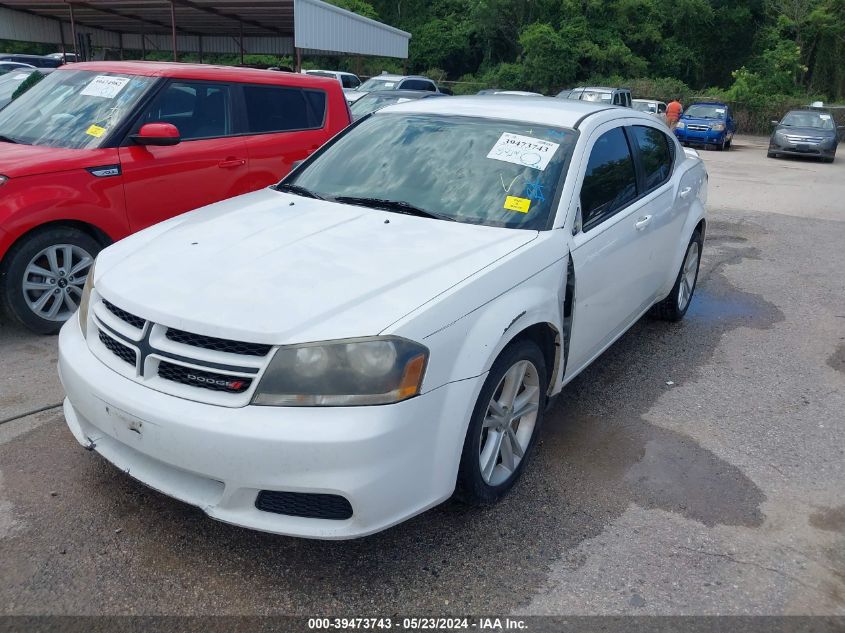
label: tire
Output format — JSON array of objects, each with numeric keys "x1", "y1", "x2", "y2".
[
  {"x1": 0, "y1": 227, "x2": 100, "y2": 334},
  {"x1": 654, "y1": 230, "x2": 703, "y2": 322},
  {"x1": 725, "y1": 138, "x2": 732, "y2": 149},
  {"x1": 767, "y1": 152, "x2": 778, "y2": 159},
  {"x1": 717, "y1": 138, "x2": 726, "y2": 151},
  {"x1": 455, "y1": 339, "x2": 548, "y2": 506},
  {"x1": 823, "y1": 156, "x2": 835, "y2": 164}
]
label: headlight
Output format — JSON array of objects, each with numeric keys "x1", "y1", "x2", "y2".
[
  {"x1": 711, "y1": 123, "x2": 725, "y2": 132},
  {"x1": 253, "y1": 336, "x2": 428, "y2": 407},
  {"x1": 675, "y1": 121, "x2": 685, "y2": 130},
  {"x1": 0, "y1": 175, "x2": 7, "y2": 186},
  {"x1": 78, "y1": 260, "x2": 95, "y2": 339}
]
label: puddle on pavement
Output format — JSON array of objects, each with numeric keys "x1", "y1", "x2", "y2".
[
  {"x1": 827, "y1": 343, "x2": 845, "y2": 375},
  {"x1": 810, "y1": 506, "x2": 845, "y2": 534},
  {"x1": 0, "y1": 220, "x2": 785, "y2": 615}
]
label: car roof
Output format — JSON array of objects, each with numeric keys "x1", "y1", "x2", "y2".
[
  {"x1": 361, "y1": 89, "x2": 443, "y2": 98},
  {"x1": 377, "y1": 95, "x2": 641, "y2": 128},
  {"x1": 575, "y1": 86, "x2": 627, "y2": 92},
  {"x1": 689, "y1": 101, "x2": 728, "y2": 106},
  {"x1": 367, "y1": 74, "x2": 431, "y2": 81},
  {"x1": 63, "y1": 61, "x2": 340, "y2": 89},
  {"x1": 0, "y1": 54, "x2": 51, "y2": 60},
  {"x1": 307, "y1": 69, "x2": 357, "y2": 76}
]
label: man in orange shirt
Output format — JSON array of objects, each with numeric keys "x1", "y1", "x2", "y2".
[{"x1": 666, "y1": 99, "x2": 683, "y2": 130}]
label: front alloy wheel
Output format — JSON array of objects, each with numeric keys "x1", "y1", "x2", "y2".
[
  {"x1": 0, "y1": 226, "x2": 101, "y2": 334},
  {"x1": 456, "y1": 339, "x2": 547, "y2": 505},
  {"x1": 23, "y1": 244, "x2": 92, "y2": 322},
  {"x1": 479, "y1": 359, "x2": 541, "y2": 485}
]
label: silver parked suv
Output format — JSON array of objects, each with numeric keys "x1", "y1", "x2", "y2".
[{"x1": 557, "y1": 86, "x2": 632, "y2": 108}]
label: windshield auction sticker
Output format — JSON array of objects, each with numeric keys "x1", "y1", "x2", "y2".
[
  {"x1": 487, "y1": 133, "x2": 560, "y2": 171},
  {"x1": 504, "y1": 196, "x2": 531, "y2": 213},
  {"x1": 80, "y1": 75, "x2": 130, "y2": 99}
]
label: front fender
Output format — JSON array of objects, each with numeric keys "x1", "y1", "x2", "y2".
[
  {"x1": 0, "y1": 168, "x2": 129, "y2": 261},
  {"x1": 417, "y1": 257, "x2": 567, "y2": 394}
]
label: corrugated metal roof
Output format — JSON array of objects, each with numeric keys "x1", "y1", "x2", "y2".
[{"x1": 0, "y1": 0, "x2": 409, "y2": 57}]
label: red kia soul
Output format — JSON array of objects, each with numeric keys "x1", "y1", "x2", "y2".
[{"x1": 0, "y1": 61, "x2": 350, "y2": 333}]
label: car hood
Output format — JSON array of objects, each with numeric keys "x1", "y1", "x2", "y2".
[
  {"x1": 0, "y1": 142, "x2": 117, "y2": 178},
  {"x1": 96, "y1": 188, "x2": 539, "y2": 344},
  {"x1": 344, "y1": 89, "x2": 367, "y2": 103},
  {"x1": 680, "y1": 116, "x2": 725, "y2": 126},
  {"x1": 774, "y1": 125, "x2": 835, "y2": 138}
]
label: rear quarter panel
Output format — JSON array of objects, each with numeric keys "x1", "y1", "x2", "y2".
[{"x1": 244, "y1": 82, "x2": 351, "y2": 190}]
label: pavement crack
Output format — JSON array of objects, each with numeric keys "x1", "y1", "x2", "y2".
[
  {"x1": 0, "y1": 403, "x2": 63, "y2": 426},
  {"x1": 675, "y1": 545, "x2": 828, "y2": 595}
]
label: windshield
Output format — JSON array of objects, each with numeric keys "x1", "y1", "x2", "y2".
[
  {"x1": 685, "y1": 104, "x2": 726, "y2": 119},
  {"x1": 579, "y1": 90, "x2": 612, "y2": 103},
  {"x1": 0, "y1": 69, "x2": 154, "y2": 148},
  {"x1": 288, "y1": 113, "x2": 577, "y2": 230},
  {"x1": 633, "y1": 101, "x2": 656, "y2": 113},
  {"x1": 350, "y1": 93, "x2": 415, "y2": 117},
  {"x1": 781, "y1": 111, "x2": 835, "y2": 130},
  {"x1": 358, "y1": 78, "x2": 399, "y2": 92}
]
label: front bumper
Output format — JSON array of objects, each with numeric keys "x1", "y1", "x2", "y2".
[
  {"x1": 768, "y1": 140, "x2": 836, "y2": 158},
  {"x1": 674, "y1": 128, "x2": 727, "y2": 146},
  {"x1": 58, "y1": 317, "x2": 483, "y2": 539}
]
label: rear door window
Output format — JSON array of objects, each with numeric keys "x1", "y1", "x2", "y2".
[
  {"x1": 242, "y1": 84, "x2": 326, "y2": 133},
  {"x1": 401, "y1": 79, "x2": 436, "y2": 92},
  {"x1": 630, "y1": 126, "x2": 674, "y2": 192},
  {"x1": 580, "y1": 127, "x2": 639, "y2": 230},
  {"x1": 341, "y1": 75, "x2": 360, "y2": 89}
]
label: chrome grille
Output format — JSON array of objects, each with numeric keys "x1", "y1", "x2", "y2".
[
  {"x1": 165, "y1": 328, "x2": 271, "y2": 357},
  {"x1": 785, "y1": 135, "x2": 823, "y2": 144},
  {"x1": 92, "y1": 297, "x2": 268, "y2": 404},
  {"x1": 687, "y1": 124, "x2": 709, "y2": 132},
  {"x1": 102, "y1": 299, "x2": 146, "y2": 329},
  {"x1": 157, "y1": 361, "x2": 252, "y2": 394},
  {"x1": 98, "y1": 329, "x2": 136, "y2": 366}
]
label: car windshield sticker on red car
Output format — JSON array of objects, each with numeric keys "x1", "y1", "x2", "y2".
[
  {"x1": 487, "y1": 133, "x2": 560, "y2": 171},
  {"x1": 80, "y1": 75, "x2": 130, "y2": 99}
]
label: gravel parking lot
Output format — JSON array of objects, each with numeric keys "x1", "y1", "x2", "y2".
[{"x1": 1, "y1": 135, "x2": 843, "y2": 617}]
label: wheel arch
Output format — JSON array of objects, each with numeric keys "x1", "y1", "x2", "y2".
[{"x1": 1, "y1": 219, "x2": 113, "y2": 268}]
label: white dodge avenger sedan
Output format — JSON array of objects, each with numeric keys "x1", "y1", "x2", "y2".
[{"x1": 58, "y1": 96, "x2": 707, "y2": 539}]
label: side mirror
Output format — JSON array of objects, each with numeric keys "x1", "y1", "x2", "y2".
[
  {"x1": 131, "y1": 122, "x2": 180, "y2": 147},
  {"x1": 771, "y1": 120, "x2": 779, "y2": 126}
]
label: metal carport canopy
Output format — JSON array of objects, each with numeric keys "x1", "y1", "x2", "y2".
[{"x1": 0, "y1": 0, "x2": 410, "y2": 58}]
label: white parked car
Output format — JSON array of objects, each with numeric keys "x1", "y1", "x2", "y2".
[
  {"x1": 303, "y1": 69, "x2": 361, "y2": 90},
  {"x1": 633, "y1": 98, "x2": 668, "y2": 120},
  {"x1": 58, "y1": 96, "x2": 708, "y2": 539},
  {"x1": 345, "y1": 74, "x2": 439, "y2": 104}
]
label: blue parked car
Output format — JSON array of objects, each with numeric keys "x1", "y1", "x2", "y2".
[{"x1": 674, "y1": 102, "x2": 736, "y2": 151}]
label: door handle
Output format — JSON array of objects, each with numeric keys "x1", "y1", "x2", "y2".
[
  {"x1": 679, "y1": 186, "x2": 692, "y2": 199},
  {"x1": 634, "y1": 215, "x2": 653, "y2": 230},
  {"x1": 218, "y1": 158, "x2": 246, "y2": 168}
]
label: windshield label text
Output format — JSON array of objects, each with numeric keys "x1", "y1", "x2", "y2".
[
  {"x1": 487, "y1": 133, "x2": 560, "y2": 171},
  {"x1": 81, "y1": 75, "x2": 130, "y2": 99}
]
